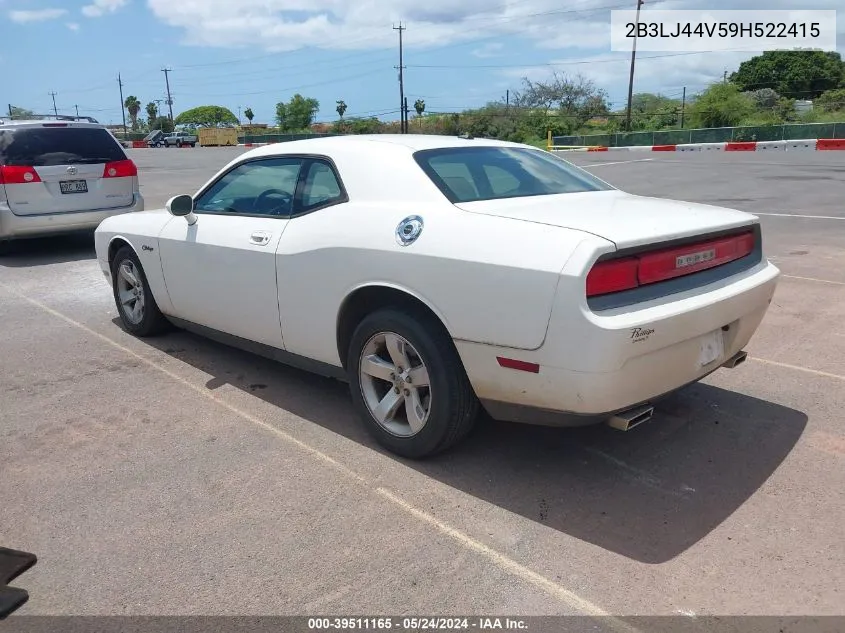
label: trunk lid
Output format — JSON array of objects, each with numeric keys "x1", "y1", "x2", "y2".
[{"x1": 454, "y1": 190, "x2": 757, "y2": 249}]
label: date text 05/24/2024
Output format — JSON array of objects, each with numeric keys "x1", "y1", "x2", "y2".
[{"x1": 307, "y1": 617, "x2": 528, "y2": 630}]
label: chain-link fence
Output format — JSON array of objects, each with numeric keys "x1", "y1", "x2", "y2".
[{"x1": 553, "y1": 122, "x2": 845, "y2": 147}]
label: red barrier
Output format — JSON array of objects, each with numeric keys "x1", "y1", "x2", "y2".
[
  {"x1": 816, "y1": 139, "x2": 845, "y2": 150},
  {"x1": 131, "y1": 140, "x2": 147, "y2": 148},
  {"x1": 587, "y1": 146, "x2": 609, "y2": 152},
  {"x1": 652, "y1": 145, "x2": 676, "y2": 151},
  {"x1": 725, "y1": 142, "x2": 757, "y2": 151}
]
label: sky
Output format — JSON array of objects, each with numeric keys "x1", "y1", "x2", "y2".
[{"x1": 1, "y1": 0, "x2": 843, "y2": 126}]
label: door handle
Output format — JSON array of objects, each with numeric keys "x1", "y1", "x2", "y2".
[{"x1": 249, "y1": 231, "x2": 271, "y2": 246}]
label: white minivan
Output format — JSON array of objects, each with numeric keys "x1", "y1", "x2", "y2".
[{"x1": 0, "y1": 119, "x2": 143, "y2": 245}]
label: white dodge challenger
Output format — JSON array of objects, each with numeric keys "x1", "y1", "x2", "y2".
[{"x1": 94, "y1": 134, "x2": 780, "y2": 458}]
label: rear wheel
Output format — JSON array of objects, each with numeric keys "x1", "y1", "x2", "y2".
[
  {"x1": 111, "y1": 246, "x2": 169, "y2": 337},
  {"x1": 347, "y1": 309, "x2": 478, "y2": 459}
]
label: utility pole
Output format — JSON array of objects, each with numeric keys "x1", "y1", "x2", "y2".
[
  {"x1": 403, "y1": 97, "x2": 409, "y2": 134},
  {"x1": 394, "y1": 23, "x2": 406, "y2": 133},
  {"x1": 74, "y1": 104, "x2": 79, "y2": 117},
  {"x1": 162, "y1": 68, "x2": 174, "y2": 121},
  {"x1": 118, "y1": 73, "x2": 128, "y2": 138},
  {"x1": 624, "y1": 0, "x2": 644, "y2": 132},
  {"x1": 7, "y1": 104, "x2": 12, "y2": 118},
  {"x1": 506, "y1": 89, "x2": 509, "y2": 108},
  {"x1": 723, "y1": 70, "x2": 728, "y2": 84},
  {"x1": 680, "y1": 86, "x2": 686, "y2": 128},
  {"x1": 49, "y1": 91, "x2": 58, "y2": 116}
]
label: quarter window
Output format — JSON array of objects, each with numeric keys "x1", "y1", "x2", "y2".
[
  {"x1": 300, "y1": 160, "x2": 344, "y2": 210},
  {"x1": 193, "y1": 158, "x2": 303, "y2": 217}
]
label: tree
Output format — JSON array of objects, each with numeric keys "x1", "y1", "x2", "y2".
[
  {"x1": 174, "y1": 105, "x2": 238, "y2": 128},
  {"x1": 414, "y1": 99, "x2": 425, "y2": 128},
  {"x1": 145, "y1": 102, "x2": 158, "y2": 127},
  {"x1": 730, "y1": 50, "x2": 845, "y2": 99},
  {"x1": 8, "y1": 106, "x2": 34, "y2": 119},
  {"x1": 123, "y1": 95, "x2": 141, "y2": 131},
  {"x1": 244, "y1": 107, "x2": 254, "y2": 124},
  {"x1": 276, "y1": 94, "x2": 319, "y2": 131},
  {"x1": 336, "y1": 100, "x2": 347, "y2": 119},
  {"x1": 149, "y1": 115, "x2": 174, "y2": 133},
  {"x1": 688, "y1": 84, "x2": 754, "y2": 128},
  {"x1": 743, "y1": 88, "x2": 780, "y2": 109},
  {"x1": 815, "y1": 88, "x2": 845, "y2": 112},
  {"x1": 510, "y1": 71, "x2": 610, "y2": 136},
  {"x1": 628, "y1": 93, "x2": 680, "y2": 130}
]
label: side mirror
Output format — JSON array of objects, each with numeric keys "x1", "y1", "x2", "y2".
[{"x1": 166, "y1": 194, "x2": 197, "y2": 226}]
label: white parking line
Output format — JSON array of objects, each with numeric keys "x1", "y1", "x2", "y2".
[
  {"x1": 0, "y1": 282, "x2": 637, "y2": 632},
  {"x1": 783, "y1": 274, "x2": 845, "y2": 286},
  {"x1": 750, "y1": 357, "x2": 845, "y2": 382},
  {"x1": 755, "y1": 212, "x2": 845, "y2": 220},
  {"x1": 582, "y1": 158, "x2": 655, "y2": 167}
]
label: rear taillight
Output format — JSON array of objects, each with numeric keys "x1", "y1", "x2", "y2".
[
  {"x1": 103, "y1": 159, "x2": 137, "y2": 178},
  {"x1": 0, "y1": 165, "x2": 42, "y2": 185},
  {"x1": 586, "y1": 230, "x2": 755, "y2": 298},
  {"x1": 586, "y1": 257, "x2": 639, "y2": 297}
]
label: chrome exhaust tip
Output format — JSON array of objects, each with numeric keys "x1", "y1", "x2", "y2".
[
  {"x1": 607, "y1": 404, "x2": 655, "y2": 431},
  {"x1": 722, "y1": 350, "x2": 748, "y2": 369}
]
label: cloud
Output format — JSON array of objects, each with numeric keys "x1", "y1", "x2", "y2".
[
  {"x1": 82, "y1": 0, "x2": 128, "y2": 18},
  {"x1": 145, "y1": 0, "x2": 589, "y2": 52},
  {"x1": 8, "y1": 8, "x2": 67, "y2": 23},
  {"x1": 66, "y1": 22, "x2": 81, "y2": 31}
]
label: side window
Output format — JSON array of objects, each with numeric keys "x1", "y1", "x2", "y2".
[
  {"x1": 483, "y1": 164, "x2": 520, "y2": 197},
  {"x1": 427, "y1": 158, "x2": 479, "y2": 202},
  {"x1": 194, "y1": 157, "x2": 303, "y2": 217},
  {"x1": 300, "y1": 161, "x2": 344, "y2": 210}
]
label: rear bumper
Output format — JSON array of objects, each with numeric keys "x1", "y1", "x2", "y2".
[
  {"x1": 0, "y1": 194, "x2": 144, "y2": 240},
  {"x1": 456, "y1": 259, "x2": 780, "y2": 425}
]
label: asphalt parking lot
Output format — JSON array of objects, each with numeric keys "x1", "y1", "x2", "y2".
[{"x1": 1, "y1": 147, "x2": 843, "y2": 621}]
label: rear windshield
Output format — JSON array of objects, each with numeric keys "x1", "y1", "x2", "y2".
[
  {"x1": 0, "y1": 126, "x2": 126, "y2": 166},
  {"x1": 413, "y1": 146, "x2": 613, "y2": 203}
]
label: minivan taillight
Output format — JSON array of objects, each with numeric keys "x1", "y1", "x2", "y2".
[
  {"x1": 0, "y1": 165, "x2": 42, "y2": 184},
  {"x1": 586, "y1": 229, "x2": 756, "y2": 298},
  {"x1": 102, "y1": 159, "x2": 137, "y2": 178}
]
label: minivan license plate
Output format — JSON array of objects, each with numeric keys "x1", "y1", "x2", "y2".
[{"x1": 60, "y1": 180, "x2": 88, "y2": 194}]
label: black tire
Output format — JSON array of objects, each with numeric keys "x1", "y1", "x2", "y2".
[
  {"x1": 110, "y1": 246, "x2": 169, "y2": 337},
  {"x1": 347, "y1": 308, "x2": 478, "y2": 459}
]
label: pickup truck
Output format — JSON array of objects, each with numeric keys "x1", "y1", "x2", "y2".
[{"x1": 163, "y1": 132, "x2": 197, "y2": 147}]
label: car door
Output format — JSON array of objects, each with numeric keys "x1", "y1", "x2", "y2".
[{"x1": 157, "y1": 156, "x2": 304, "y2": 349}]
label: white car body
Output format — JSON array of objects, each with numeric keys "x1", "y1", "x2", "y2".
[
  {"x1": 0, "y1": 120, "x2": 143, "y2": 242},
  {"x1": 94, "y1": 134, "x2": 779, "y2": 454}
]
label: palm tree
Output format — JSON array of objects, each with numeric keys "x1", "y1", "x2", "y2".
[
  {"x1": 336, "y1": 100, "x2": 347, "y2": 119},
  {"x1": 124, "y1": 96, "x2": 141, "y2": 131},
  {"x1": 414, "y1": 99, "x2": 425, "y2": 129},
  {"x1": 145, "y1": 102, "x2": 158, "y2": 128},
  {"x1": 244, "y1": 107, "x2": 254, "y2": 124}
]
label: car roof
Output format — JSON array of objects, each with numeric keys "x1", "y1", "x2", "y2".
[
  {"x1": 0, "y1": 120, "x2": 107, "y2": 130},
  {"x1": 244, "y1": 133, "x2": 535, "y2": 159}
]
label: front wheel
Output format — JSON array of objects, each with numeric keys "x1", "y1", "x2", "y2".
[
  {"x1": 347, "y1": 309, "x2": 478, "y2": 459},
  {"x1": 111, "y1": 246, "x2": 169, "y2": 337}
]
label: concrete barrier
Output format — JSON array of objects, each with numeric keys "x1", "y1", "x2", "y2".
[{"x1": 553, "y1": 138, "x2": 843, "y2": 154}]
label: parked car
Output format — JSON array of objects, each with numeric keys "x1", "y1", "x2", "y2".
[
  {"x1": 1, "y1": 119, "x2": 143, "y2": 246},
  {"x1": 93, "y1": 135, "x2": 779, "y2": 458},
  {"x1": 163, "y1": 132, "x2": 197, "y2": 148}
]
